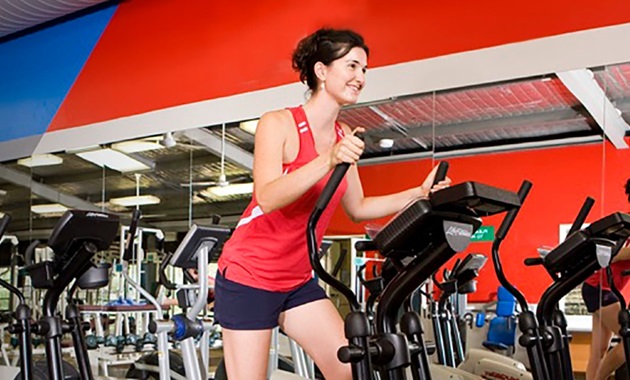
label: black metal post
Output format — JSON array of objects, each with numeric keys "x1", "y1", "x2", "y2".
[{"x1": 67, "y1": 283, "x2": 94, "y2": 380}]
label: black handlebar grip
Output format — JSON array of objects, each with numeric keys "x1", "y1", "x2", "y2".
[
  {"x1": 355, "y1": 240, "x2": 377, "y2": 252},
  {"x1": 524, "y1": 257, "x2": 544, "y2": 266},
  {"x1": 315, "y1": 164, "x2": 350, "y2": 211},
  {"x1": 567, "y1": 197, "x2": 595, "y2": 237},
  {"x1": 0, "y1": 214, "x2": 11, "y2": 238},
  {"x1": 123, "y1": 209, "x2": 142, "y2": 262},
  {"x1": 354, "y1": 240, "x2": 378, "y2": 252},
  {"x1": 432, "y1": 161, "x2": 449, "y2": 187},
  {"x1": 24, "y1": 240, "x2": 40, "y2": 267},
  {"x1": 496, "y1": 180, "x2": 532, "y2": 240},
  {"x1": 158, "y1": 252, "x2": 177, "y2": 290}
]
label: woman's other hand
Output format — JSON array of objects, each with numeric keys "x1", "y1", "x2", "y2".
[{"x1": 419, "y1": 163, "x2": 452, "y2": 197}]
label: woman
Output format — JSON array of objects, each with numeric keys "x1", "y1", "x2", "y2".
[
  {"x1": 214, "y1": 28, "x2": 450, "y2": 380},
  {"x1": 583, "y1": 178, "x2": 630, "y2": 380}
]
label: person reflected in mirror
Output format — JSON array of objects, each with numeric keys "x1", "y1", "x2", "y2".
[
  {"x1": 582, "y1": 178, "x2": 630, "y2": 380},
  {"x1": 163, "y1": 268, "x2": 215, "y2": 307},
  {"x1": 213, "y1": 28, "x2": 451, "y2": 380}
]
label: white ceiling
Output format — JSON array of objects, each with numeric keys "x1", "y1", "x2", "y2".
[{"x1": 0, "y1": 0, "x2": 109, "y2": 38}]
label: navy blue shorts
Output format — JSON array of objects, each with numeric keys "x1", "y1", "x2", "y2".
[
  {"x1": 213, "y1": 270, "x2": 327, "y2": 330},
  {"x1": 581, "y1": 282, "x2": 619, "y2": 313}
]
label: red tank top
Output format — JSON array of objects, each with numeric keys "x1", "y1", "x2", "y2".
[
  {"x1": 584, "y1": 239, "x2": 630, "y2": 290},
  {"x1": 218, "y1": 106, "x2": 348, "y2": 291}
]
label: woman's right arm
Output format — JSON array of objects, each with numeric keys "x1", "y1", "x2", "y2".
[
  {"x1": 612, "y1": 247, "x2": 630, "y2": 263},
  {"x1": 253, "y1": 111, "x2": 330, "y2": 213}
]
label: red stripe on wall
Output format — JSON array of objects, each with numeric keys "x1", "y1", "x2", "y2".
[
  {"x1": 328, "y1": 140, "x2": 630, "y2": 302},
  {"x1": 50, "y1": 0, "x2": 630, "y2": 131}
]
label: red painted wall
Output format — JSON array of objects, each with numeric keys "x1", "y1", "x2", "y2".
[
  {"x1": 328, "y1": 139, "x2": 630, "y2": 302},
  {"x1": 50, "y1": 0, "x2": 630, "y2": 131}
]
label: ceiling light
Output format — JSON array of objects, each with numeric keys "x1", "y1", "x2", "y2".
[
  {"x1": 160, "y1": 132, "x2": 176, "y2": 148},
  {"x1": 110, "y1": 195, "x2": 161, "y2": 207},
  {"x1": 202, "y1": 183, "x2": 253, "y2": 198},
  {"x1": 239, "y1": 119, "x2": 259, "y2": 135},
  {"x1": 76, "y1": 148, "x2": 150, "y2": 172},
  {"x1": 17, "y1": 154, "x2": 63, "y2": 167},
  {"x1": 379, "y1": 139, "x2": 394, "y2": 149},
  {"x1": 112, "y1": 140, "x2": 164, "y2": 153},
  {"x1": 65, "y1": 145, "x2": 101, "y2": 154},
  {"x1": 31, "y1": 203, "x2": 68, "y2": 214}
]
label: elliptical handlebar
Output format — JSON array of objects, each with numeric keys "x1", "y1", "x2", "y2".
[
  {"x1": 123, "y1": 209, "x2": 142, "y2": 262},
  {"x1": 24, "y1": 240, "x2": 40, "y2": 267},
  {"x1": 0, "y1": 214, "x2": 10, "y2": 237},
  {"x1": 566, "y1": 197, "x2": 595, "y2": 237},
  {"x1": 524, "y1": 257, "x2": 544, "y2": 267},
  {"x1": 158, "y1": 251, "x2": 177, "y2": 290},
  {"x1": 308, "y1": 162, "x2": 361, "y2": 311},
  {"x1": 492, "y1": 180, "x2": 532, "y2": 311},
  {"x1": 432, "y1": 161, "x2": 449, "y2": 187}
]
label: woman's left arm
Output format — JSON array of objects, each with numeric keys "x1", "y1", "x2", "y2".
[{"x1": 341, "y1": 163, "x2": 450, "y2": 222}]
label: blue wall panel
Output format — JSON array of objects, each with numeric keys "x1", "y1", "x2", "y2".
[{"x1": 0, "y1": 4, "x2": 117, "y2": 144}]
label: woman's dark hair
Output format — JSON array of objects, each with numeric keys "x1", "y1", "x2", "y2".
[
  {"x1": 625, "y1": 178, "x2": 630, "y2": 203},
  {"x1": 292, "y1": 28, "x2": 369, "y2": 92}
]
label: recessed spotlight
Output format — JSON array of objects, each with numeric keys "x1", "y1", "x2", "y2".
[{"x1": 379, "y1": 139, "x2": 394, "y2": 149}]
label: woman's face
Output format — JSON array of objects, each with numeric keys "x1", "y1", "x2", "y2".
[{"x1": 322, "y1": 47, "x2": 368, "y2": 106}]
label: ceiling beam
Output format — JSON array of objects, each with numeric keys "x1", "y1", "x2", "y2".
[
  {"x1": 556, "y1": 69, "x2": 629, "y2": 149},
  {"x1": 38, "y1": 152, "x2": 220, "y2": 186},
  {"x1": 0, "y1": 164, "x2": 101, "y2": 211},
  {"x1": 365, "y1": 108, "x2": 588, "y2": 141},
  {"x1": 182, "y1": 128, "x2": 253, "y2": 170}
]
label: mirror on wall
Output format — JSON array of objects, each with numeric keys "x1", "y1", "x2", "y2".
[
  {"x1": 0, "y1": 125, "x2": 256, "y2": 238},
  {"x1": 593, "y1": 62, "x2": 630, "y2": 324},
  {"x1": 426, "y1": 69, "x2": 613, "y2": 328}
]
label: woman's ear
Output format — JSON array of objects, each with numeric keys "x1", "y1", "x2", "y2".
[{"x1": 314, "y1": 61, "x2": 327, "y2": 82}]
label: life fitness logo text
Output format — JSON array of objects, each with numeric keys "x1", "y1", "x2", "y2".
[
  {"x1": 445, "y1": 225, "x2": 472, "y2": 238},
  {"x1": 86, "y1": 212, "x2": 109, "y2": 219},
  {"x1": 482, "y1": 371, "x2": 519, "y2": 380}
]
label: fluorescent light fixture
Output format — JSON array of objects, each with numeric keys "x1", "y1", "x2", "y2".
[
  {"x1": 110, "y1": 195, "x2": 161, "y2": 207},
  {"x1": 17, "y1": 154, "x2": 63, "y2": 167},
  {"x1": 76, "y1": 148, "x2": 150, "y2": 172},
  {"x1": 202, "y1": 183, "x2": 253, "y2": 198},
  {"x1": 31, "y1": 203, "x2": 68, "y2": 214},
  {"x1": 239, "y1": 119, "x2": 259, "y2": 135},
  {"x1": 112, "y1": 140, "x2": 164, "y2": 153},
  {"x1": 65, "y1": 145, "x2": 101, "y2": 154}
]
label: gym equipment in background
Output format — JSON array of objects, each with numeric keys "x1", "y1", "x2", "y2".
[
  {"x1": 5, "y1": 210, "x2": 119, "y2": 380},
  {"x1": 125, "y1": 209, "x2": 230, "y2": 380},
  {"x1": 437, "y1": 259, "x2": 533, "y2": 380}
]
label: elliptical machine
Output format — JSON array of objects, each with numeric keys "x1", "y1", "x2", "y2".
[
  {"x1": 431, "y1": 253, "x2": 487, "y2": 368},
  {"x1": 430, "y1": 253, "x2": 533, "y2": 380},
  {"x1": 494, "y1": 186, "x2": 630, "y2": 380},
  {"x1": 1, "y1": 210, "x2": 120, "y2": 380},
  {"x1": 0, "y1": 214, "x2": 33, "y2": 380},
  {"x1": 308, "y1": 161, "x2": 522, "y2": 380},
  {"x1": 124, "y1": 210, "x2": 231, "y2": 380}
]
